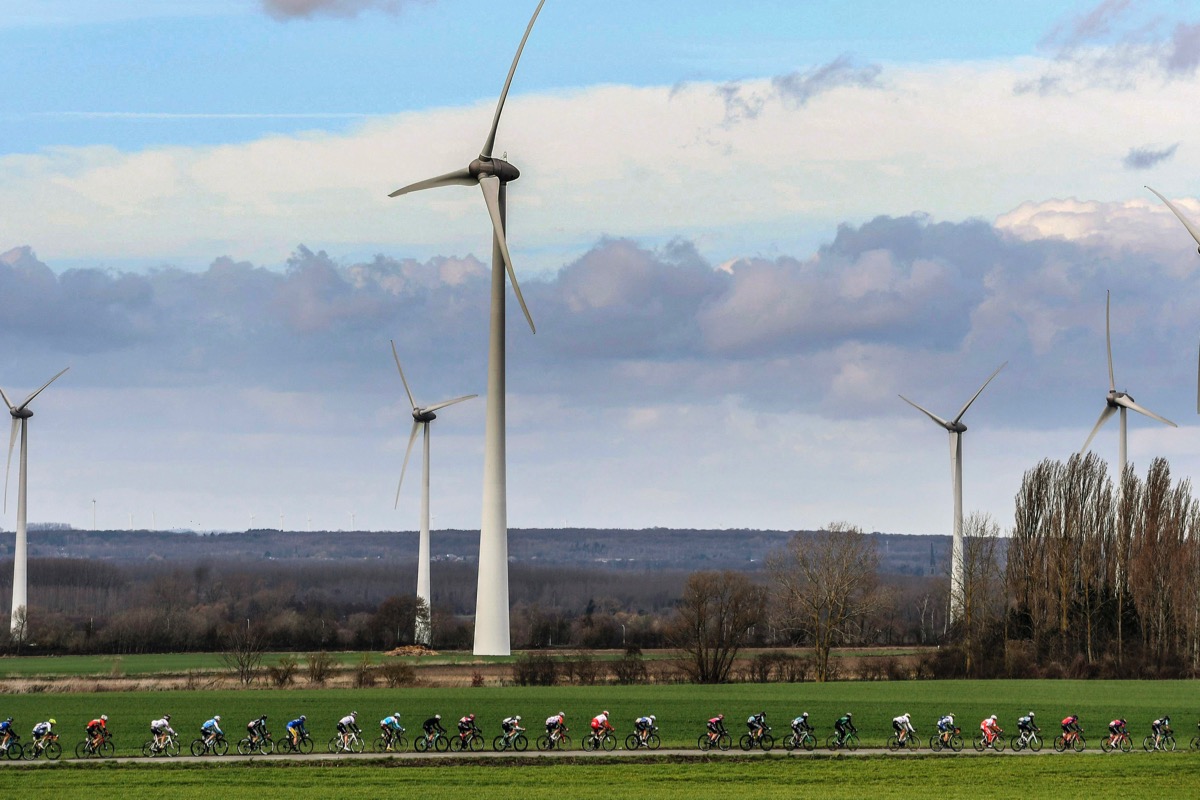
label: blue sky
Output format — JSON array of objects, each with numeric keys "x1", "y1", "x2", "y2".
[{"x1": 2, "y1": 0, "x2": 1200, "y2": 536}]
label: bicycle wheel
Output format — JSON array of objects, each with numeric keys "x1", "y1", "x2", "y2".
[
  {"x1": 826, "y1": 733, "x2": 841, "y2": 751},
  {"x1": 393, "y1": 736, "x2": 407, "y2": 752},
  {"x1": 582, "y1": 734, "x2": 597, "y2": 752},
  {"x1": 1119, "y1": 736, "x2": 1131, "y2": 753},
  {"x1": 556, "y1": 734, "x2": 572, "y2": 750},
  {"x1": 1072, "y1": 735, "x2": 1085, "y2": 752},
  {"x1": 328, "y1": 736, "x2": 342, "y2": 754},
  {"x1": 1010, "y1": 734, "x2": 1024, "y2": 752},
  {"x1": 5, "y1": 743, "x2": 21, "y2": 760},
  {"x1": 260, "y1": 738, "x2": 275, "y2": 755},
  {"x1": 601, "y1": 733, "x2": 617, "y2": 751},
  {"x1": 1053, "y1": 735, "x2": 1066, "y2": 752},
  {"x1": 1028, "y1": 734, "x2": 1041, "y2": 752},
  {"x1": 99, "y1": 740, "x2": 114, "y2": 758},
  {"x1": 75, "y1": 741, "x2": 91, "y2": 759},
  {"x1": 1191, "y1": 735, "x2": 1200, "y2": 751},
  {"x1": 434, "y1": 735, "x2": 449, "y2": 752},
  {"x1": 415, "y1": 735, "x2": 430, "y2": 753},
  {"x1": 190, "y1": 739, "x2": 207, "y2": 757},
  {"x1": 215, "y1": 737, "x2": 229, "y2": 756},
  {"x1": 992, "y1": 736, "x2": 1005, "y2": 753},
  {"x1": 142, "y1": 740, "x2": 157, "y2": 757},
  {"x1": 716, "y1": 733, "x2": 731, "y2": 751},
  {"x1": 625, "y1": 733, "x2": 640, "y2": 750},
  {"x1": 165, "y1": 738, "x2": 181, "y2": 757},
  {"x1": 929, "y1": 735, "x2": 943, "y2": 752},
  {"x1": 887, "y1": 734, "x2": 901, "y2": 752},
  {"x1": 783, "y1": 733, "x2": 798, "y2": 751},
  {"x1": 973, "y1": 733, "x2": 985, "y2": 752},
  {"x1": 470, "y1": 735, "x2": 484, "y2": 752},
  {"x1": 739, "y1": 733, "x2": 753, "y2": 751},
  {"x1": 539, "y1": 735, "x2": 553, "y2": 752},
  {"x1": 759, "y1": 733, "x2": 774, "y2": 752},
  {"x1": 697, "y1": 734, "x2": 711, "y2": 751},
  {"x1": 845, "y1": 733, "x2": 859, "y2": 752},
  {"x1": 645, "y1": 734, "x2": 659, "y2": 751},
  {"x1": 492, "y1": 735, "x2": 507, "y2": 752},
  {"x1": 44, "y1": 741, "x2": 61, "y2": 760},
  {"x1": 238, "y1": 737, "x2": 254, "y2": 756},
  {"x1": 513, "y1": 734, "x2": 528, "y2": 752},
  {"x1": 1101, "y1": 737, "x2": 1114, "y2": 753}
]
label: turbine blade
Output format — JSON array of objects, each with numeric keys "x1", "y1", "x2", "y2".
[
  {"x1": 898, "y1": 395, "x2": 950, "y2": 428},
  {"x1": 1080, "y1": 405, "x2": 1117, "y2": 455},
  {"x1": 480, "y1": 0, "x2": 547, "y2": 160},
  {"x1": 1105, "y1": 290, "x2": 1115, "y2": 392},
  {"x1": 3, "y1": 418, "x2": 16, "y2": 515},
  {"x1": 388, "y1": 167, "x2": 475, "y2": 198},
  {"x1": 390, "y1": 340, "x2": 417, "y2": 410},
  {"x1": 1118, "y1": 396, "x2": 1177, "y2": 428},
  {"x1": 424, "y1": 394, "x2": 478, "y2": 414},
  {"x1": 395, "y1": 421, "x2": 421, "y2": 509},
  {"x1": 479, "y1": 175, "x2": 536, "y2": 333},
  {"x1": 952, "y1": 362, "x2": 1007, "y2": 425},
  {"x1": 17, "y1": 366, "x2": 69, "y2": 412},
  {"x1": 0, "y1": 387, "x2": 13, "y2": 413},
  {"x1": 1146, "y1": 185, "x2": 1200, "y2": 249}
]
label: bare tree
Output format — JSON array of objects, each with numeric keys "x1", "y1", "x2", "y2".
[
  {"x1": 959, "y1": 512, "x2": 1003, "y2": 674},
  {"x1": 769, "y1": 521, "x2": 879, "y2": 682},
  {"x1": 670, "y1": 570, "x2": 764, "y2": 683},
  {"x1": 220, "y1": 623, "x2": 266, "y2": 685}
]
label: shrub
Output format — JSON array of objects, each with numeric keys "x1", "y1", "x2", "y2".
[
  {"x1": 306, "y1": 651, "x2": 335, "y2": 685},
  {"x1": 268, "y1": 655, "x2": 299, "y2": 687},
  {"x1": 512, "y1": 653, "x2": 558, "y2": 686},
  {"x1": 353, "y1": 653, "x2": 376, "y2": 688},
  {"x1": 610, "y1": 650, "x2": 648, "y2": 685},
  {"x1": 380, "y1": 662, "x2": 417, "y2": 688}
]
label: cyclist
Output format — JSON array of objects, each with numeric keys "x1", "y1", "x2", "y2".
[
  {"x1": 633, "y1": 714, "x2": 655, "y2": 744},
  {"x1": 1061, "y1": 714, "x2": 1081, "y2": 742},
  {"x1": 1151, "y1": 715, "x2": 1171, "y2": 747},
  {"x1": 150, "y1": 714, "x2": 174, "y2": 751},
  {"x1": 500, "y1": 715, "x2": 523, "y2": 744},
  {"x1": 380, "y1": 713, "x2": 405, "y2": 750},
  {"x1": 0, "y1": 717, "x2": 15, "y2": 752},
  {"x1": 422, "y1": 714, "x2": 445, "y2": 745},
  {"x1": 86, "y1": 715, "x2": 109, "y2": 750},
  {"x1": 833, "y1": 713, "x2": 855, "y2": 745},
  {"x1": 457, "y1": 713, "x2": 480, "y2": 744},
  {"x1": 590, "y1": 710, "x2": 613, "y2": 743},
  {"x1": 747, "y1": 711, "x2": 767, "y2": 741},
  {"x1": 201, "y1": 715, "x2": 224, "y2": 747},
  {"x1": 791, "y1": 712, "x2": 813, "y2": 742},
  {"x1": 30, "y1": 718, "x2": 55, "y2": 753},
  {"x1": 1016, "y1": 711, "x2": 1037, "y2": 737},
  {"x1": 980, "y1": 715, "x2": 1002, "y2": 747},
  {"x1": 247, "y1": 714, "x2": 268, "y2": 745},
  {"x1": 936, "y1": 713, "x2": 956, "y2": 745},
  {"x1": 286, "y1": 715, "x2": 307, "y2": 749},
  {"x1": 337, "y1": 711, "x2": 360, "y2": 750},
  {"x1": 545, "y1": 712, "x2": 567, "y2": 742},
  {"x1": 706, "y1": 713, "x2": 728, "y2": 745},
  {"x1": 892, "y1": 712, "x2": 915, "y2": 744},
  {"x1": 1107, "y1": 717, "x2": 1127, "y2": 746}
]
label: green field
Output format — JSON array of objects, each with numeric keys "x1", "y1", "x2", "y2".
[
  {"x1": 0, "y1": 681, "x2": 1196, "y2": 755},
  {"x1": 3, "y1": 755, "x2": 1200, "y2": 799}
]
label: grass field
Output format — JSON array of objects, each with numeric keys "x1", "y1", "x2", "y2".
[
  {"x1": 0, "y1": 681, "x2": 1197, "y2": 755},
  {"x1": 3, "y1": 755, "x2": 1200, "y2": 799}
]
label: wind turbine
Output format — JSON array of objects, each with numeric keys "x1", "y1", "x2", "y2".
[
  {"x1": 391, "y1": 341, "x2": 476, "y2": 646},
  {"x1": 899, "y1": 362, "x2": 1005, "y2": 625},
  {"x1": 2, "y1": 367, "x2": 68, "y2": 636},
  {"x1": 388, "y1": 0, "x2": 545, "y2": 655},
  {"x1": 1145, "y1": 186, "x2": 1200, "y2": 413},
  {"x1": 1079, "y1": 290, "x2": 1177, "y2": 476}
]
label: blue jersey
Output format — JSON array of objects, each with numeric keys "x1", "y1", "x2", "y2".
[
  {"x1": 202, "y1": 719, "x2": 222, "y2": 734},
  {"x1": 0, "y1": 721, "x2": 11, "y2": 734},
  {"x1": 287, "y1": 718, "x2": 306, "y2": 731}
]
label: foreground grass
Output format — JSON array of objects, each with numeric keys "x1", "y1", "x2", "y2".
[
  {"x1": 0, "y1": 680, "x2": 1197, "y2": 755},
  {"x1": 5, "y1": 755, "x2": 1200, "y2": 799}
]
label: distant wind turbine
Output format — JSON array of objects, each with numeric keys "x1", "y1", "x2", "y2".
[
  {"x1": 2, "y1": 367, "x2": 69, "y2": 636},
  {"x1": 391, "y1": 341, "x2": 476, "y2": 647},
  {"x1": 1079, "y1": 290, "x2": 1177, "y2": 476},
  {"x1": 388, "y1": 0, "x2": 547, "y2": 655},
  {"x1": 1145, "y1": 186, "x2": 1200, "y2": 413},
  {"x1": 899, "y1": 362, "x2": 1005, "y2": 625}
]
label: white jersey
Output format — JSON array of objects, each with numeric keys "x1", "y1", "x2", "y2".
[
  {"x1": 339, "y1": 715, "x2": 357, "y2": 728},
  {"x1": 546, "y1": 715, "x2": 563, "y2": 728},
  {"x1": 894, "y1": 715, "x2": 913, "y2": 730},
  {"x1": 592, "y1": 713, "x2": 608, "y2": 727},
  {"x1": 151, "y1": 718, "x2": 171, "y2": 731},
  {"x1": 32, "y1": 722, "x2": 51, "y2": 736}
]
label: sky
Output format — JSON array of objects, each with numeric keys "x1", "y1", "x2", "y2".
[{"x1": 2, "y1": 0, "x2": 1200, "y2": 536}]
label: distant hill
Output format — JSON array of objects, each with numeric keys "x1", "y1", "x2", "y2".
[{"x1": 0, "y1": 527, "x2": 954, "y2": 576}]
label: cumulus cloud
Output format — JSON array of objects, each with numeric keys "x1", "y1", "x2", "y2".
[
  {"x1": 1123, "y1": 143, "x2": 1179, "y2": 170},
  {"x1": 261, "y1": 0, "x2": 430, "y2": 20},
  {"x1": 716, "y1": 54, "x2": 882, "y2": 123}
]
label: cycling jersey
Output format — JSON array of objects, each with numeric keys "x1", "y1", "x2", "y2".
[{"x1": 201, "y1": 719, "x2": 223, "y2": 736}]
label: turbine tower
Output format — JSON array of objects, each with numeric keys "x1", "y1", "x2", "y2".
[
  {"x1": 2, "y1": 367, "x2": 68, "y2": 636},
  {"x1": 1079, "y1": 290, "x2": 1177, "y2": 477},
  {"x1": 899, "y1": 362, "x2": 1005, "y2": 625},
  {"x1": 391, "y1": 341, "x2": 476, "y2": 646},
  {"x1": 1145, "y1": 186, "x2": 1200, "y2": 413},
  {"x1": 388, "y1": 0, "x2": 545, "y2": 655}
]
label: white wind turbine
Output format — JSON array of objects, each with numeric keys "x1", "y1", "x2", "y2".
[
  {"x1": 388, "y1": 0, "x2": 546, "y2": 655},
  {"x1": 391, "y1": 341, "x2": 476, "y2": 647},
  {"x1": 2, "y1": 367, "x2": 68, "y2": 636},
  {"x1": 899, "y1": 362, "x2": 1005, "y2": 625},
  {"x1": 1079, "y1": 290, "x2": 1177, "y2": 476},
  {"x1": 1145, "y1": 186, "x2": 1200, "y2": 413}
]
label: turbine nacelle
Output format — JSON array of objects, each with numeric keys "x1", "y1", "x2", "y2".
[
  {"x1": 10, "y1": 409, "x2": 32, "y2": 420},
  {"x1": 413, "y1": 409, "x2": 438, "y2": 423},
  {"x1": 470, "y1": 157, "x2": 520, "y2": 184}
]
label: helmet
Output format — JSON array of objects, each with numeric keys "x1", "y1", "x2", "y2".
[
  {"x1": 846, "y1": 712, "x2": 852, "y2": 718},
  {"x1": 100, "y1": 715, "x2": 108, "y2": 722},
  {"x1": 1029, "y1": 712, "x2": 1035, "y2": 718},
  {"x1": 4, "y1": 717, "x2": 10, "y2": 723},
  {"x1": 214, "y1": 715, "x2": 221, "y2": 722},
  {"x1": 649, "y1": 715, "x2": 656, "y2": 723},
  {"x1": 948, "y1": 714, "x2": 955, "y2": 721},
  {"x1": 602, "y1": 710, "x2": 610, "y2": 717},
  {"x1": 990, "y1": 715, "x2": 997, "y2": 721},
  {"x1": 801, "y1": 712, "x2": 808, "y2": 718},
  {"x1": 515, "y1": 716, "x2": 521, "y2": 722},
  {"x1": 434, "y1": 714, "x2": 441, "y2": 720},
  {"x1": 393, "y1": 712, "x2": 401, "y2": 719},
  {"x1": 49, "y1": 719, "x2": 56, "y2": 725},
  {"x1": 351, "y1": 711, "x2": 358, "y2": 717},
  {"x1": 261, "y1": 715, "x2": 268, "y2": 721},
  {"x1": 300, "y1": 715, "x2": 307, "y2": 722},
  {"x1": 718, "y1": 714, "x2": 724, "y2": 720},
  {"x1": 164, "y1": 714, "x2": 171, "y2": 721},
  {"x1": 558, "y1": 712, "x2": 565, "y2": 718},
  {"x1": 468, "y1": 714, "x2": 475, "y2": 721}
]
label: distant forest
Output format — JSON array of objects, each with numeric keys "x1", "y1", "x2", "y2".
[{"x1": 0, "y1": 527, "x2": 955, "y2": 655}]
